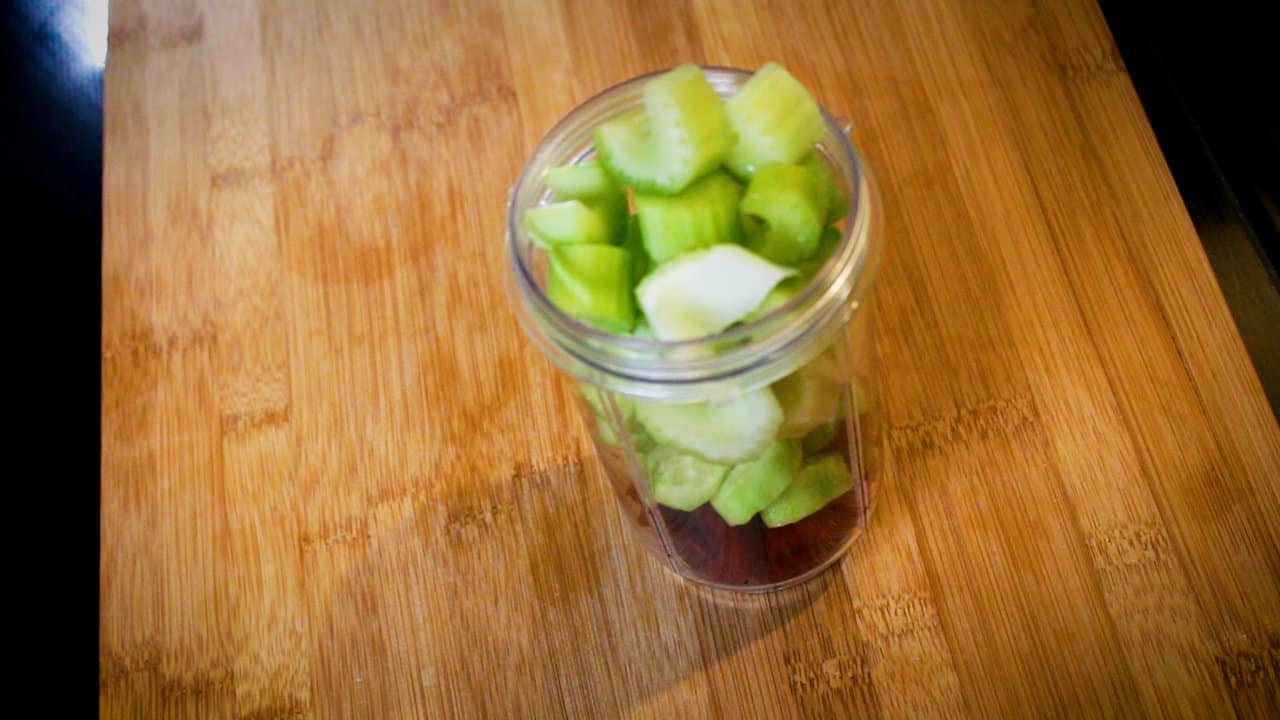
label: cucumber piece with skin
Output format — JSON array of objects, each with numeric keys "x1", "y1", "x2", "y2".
[
  {"x1": 546, "y1": 244, "x2": 635, "y2": 333},
  {"x1": 772, "y1": 352, "x2": 842, "y2": 438},
  {"x1": 801, "y1": 419, "x2": 839, "y2": 455},
  {"x1": 761, "y1": 453, "x2": 853, "y2": 527},
  {"x1": 645, "y1": 445, "x2": 729, "y2": 511},
  {"x1": 636, "y1": 244, "x2": 795, "y2": 342},
  {"x1": 634, "y1": 386, "x2": 784, "y2": 464},
  {"x1": 724, "y1": 63, "x2": 826, "y2": 179},
  {"x1": 710, "y1": 439, "x2": 802, "y2": 526},
  {"x1": 634, "y1": 170, "x2": 743, "y2": 264},
  {"x1": 595, "y1": 65, "x2": 732, "y2": 195}
]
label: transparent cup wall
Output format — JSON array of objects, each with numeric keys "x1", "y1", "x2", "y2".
[
  {"x1": 507, "y1": 67, "x2": 883, "y2": 592},
  {"x1": 577, "y1": 295, "x2": 879, "y2": 591}
]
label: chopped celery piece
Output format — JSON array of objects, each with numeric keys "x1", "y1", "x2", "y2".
[
  {"x1": 546, "y1": 159, "x2": 620, "y2": 200},
  {"x1": 724, "y1": 63, "x2": 825, "y2": 179},
  {"x1": 620, "y1": 213, "x2": 651, "y2": 285},
  {"x1": 634, "y1": 170, "x2": 742, "y2": 264},
  {"x1": 799, "y1": 153, "x2": 849, "y2": 225},
  {"x1": 546, "y1": 244, "x2": 635, "y2": 333},
  {"x1": 595, "y1": 65, "x2": 732, "y2": 194},
  {"x1": 526, "y1": 200, "x2": 613, "y2": 247},
  {"x1": 741, "y1": 163, "x2": 828, "y2": 266}
]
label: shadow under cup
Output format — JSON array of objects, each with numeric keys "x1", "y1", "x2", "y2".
[{"x1": 506, "y1": 66, "x2": 884, "y2": 592}]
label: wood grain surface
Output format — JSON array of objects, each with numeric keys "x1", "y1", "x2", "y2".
[{"x1": 100, "y1": 0, "x2": 1280, "y2": 716}]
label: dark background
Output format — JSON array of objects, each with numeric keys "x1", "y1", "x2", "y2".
[
  {"x1": 3, "y1": 1, "x2": 102, "y2": 711},
  {"x1": 1100, "y1": 0, "x2": 1279, "y2": 412},
  {"x1": 0, "y1": 0, "x2": 1273, "y2": 709}
]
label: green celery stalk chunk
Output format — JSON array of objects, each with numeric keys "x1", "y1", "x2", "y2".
[
  {"x1": 620, "y1": 213, "x2": 651, "y2": 286},
  {"x1": 742, "y1": 275, "x2": 804, "y2": 323},
  {"x1": 545, "y1": 158, "x2": 629, "y2": 242},
  {"x1": 526, "y1": 200, "x2": 614, "y2": 247},
  {"x1": 724, "y1": 62, "x2": 826, "y2": 179},
  {"x1": 741, "y1": 226, "x2": 844, "y2": 323},
  {"x1": 741, "y1": 163, "x2": 829, "y2": 266},
  {"x1": 546, "y1": 244, "x2": 636, "y2": 334},
  {"x1": 799, "y1": 153, "x2": 850, "y2": 225},
  {"x1": 634, "y1": 170, "x2": 743, "y2": 264},
  {"x1": 594, "y1": 65, "x2": 732, "y2": 195},
  {"x1": 545, "y1": 159, "x2": 620, "y2": 200},
  {"x1": 805, "y1": 226, "x2": 843, "y2": 274}
]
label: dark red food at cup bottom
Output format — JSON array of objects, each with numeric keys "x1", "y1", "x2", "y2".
[{"x1": 597, "y1": 416, "x2": 876, "y2": 588}]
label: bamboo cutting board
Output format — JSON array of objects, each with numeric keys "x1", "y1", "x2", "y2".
[{"x1": 100, "y1": 0, "x2": 1280, "y2": 717}]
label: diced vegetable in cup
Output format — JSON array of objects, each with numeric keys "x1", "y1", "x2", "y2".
[{"x1": 508, "y1": 63, "x2": 882, "y2": 591}]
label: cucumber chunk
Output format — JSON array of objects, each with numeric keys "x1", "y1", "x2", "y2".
[
  {"x1": 634, "y1": 170, "x2": 743, "y2": 264},
  {"x1": 711, "y1": 439, "x2": 802, "y2": 526},
  {"x1": 724, "y1": 63, "x2": 825, "y2": 179},
  {"x1": 546, "y1": 244, "x2": 635, "y2": 333},
  {"x1": 595, "y1": 65, "x2": 731, "y2": 195},
  {"x1": 636, "y1": 244, "x2": 795, "y2": 341},
  {"x1": 634, "y1": 386, "x2": 783, "y2": 464},
  {"x1": 645, "y1": 445, "x2": 729, "y2": 511},
  {"x1": 772, "y1": 352, "x2": 842, "y2": 438},
  {"x1": 761, "y1": 453, "x2": 853, "y2": 527},
  {"x1": 526, "y1": 200, "x2": 613, "y2": 247},
  {"x1": 741, "y1": 163, "x2": 828, "y2": 266},
  {"x1": 801, "y1": 420, "x2": 839, "y2": 455}
]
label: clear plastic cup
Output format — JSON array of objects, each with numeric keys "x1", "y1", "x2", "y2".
[{"x1": 505, "y1": 66, "x2": 883, "y2": 592}]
